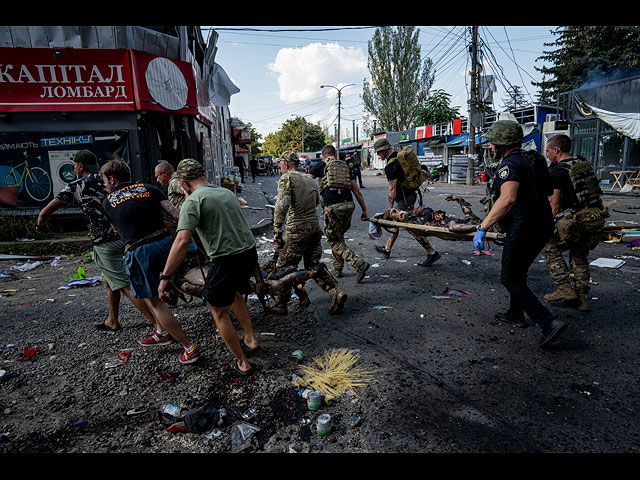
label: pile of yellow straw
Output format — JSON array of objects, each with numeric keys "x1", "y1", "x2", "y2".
[{"x1": 297, "y1": 348, "x2": 376, "y2": 402}]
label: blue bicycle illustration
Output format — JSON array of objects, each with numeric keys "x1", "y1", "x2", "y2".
[{"x1": 4, "y1": 153, "x2": 52, "y2": 202}]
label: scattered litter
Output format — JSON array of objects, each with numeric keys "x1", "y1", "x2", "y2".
[
  {"x1": 0, "y1": 289, "x2": 18, "y2": 293},
  {"x1": 231, "y1": 422, "x2": 261, "y2": 452},
  {"x1": 442, "y1": 287, "x2": 470, "y2": 296},
  {"x1": 59, "y1": 276, "x2": 102, "y2": 290},
  {"x1": 373, "y1": 305, "x2": 392, "y2": 309},
  {"x1": 371, "y1": 263, "x2": 380, "y2": 268},
  {"x1": 104, "y1": 351, "x2": 131, "y2": 368},
  {"x1": 590, "y1": 258, "x2": 625, "y2": 269},
  {"x1": 460, "y1": 259, "x2": 471, "y2": 265},
  {"x1": 10, "y1": 261, "x2": 44, "y2": 272},
  {"x1": 126, "y1": 408, "x2": 148, "y2": 416},
  {"x1": 394, "y1": 259, "x2": 408, "y2": 263},
  {"x1": 17, "y1": 346, "x2": 37, "y2": 362},
  {"x1": 72, "y1": 419, "x2": 87, "y2": 426},
  {"x1": 323, "y1": 249, "x2": 332, "y2": 254},
  {"x1": 473, "y1": 250, "x2": 495, "y2": 256},
  {"x1": 432, "y1": 295, "x2": 450, "y2": 299}
]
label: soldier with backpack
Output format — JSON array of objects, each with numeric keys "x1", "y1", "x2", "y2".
[
  {"x1": 373, "y1": 138, "x2": 441, "y2": 267},
  {"x1": 309, "y1": 145, "x2": 371, "y2": 282},
  {"x1": 543, "y1": 134, "x2": 607, "y2": 312}
]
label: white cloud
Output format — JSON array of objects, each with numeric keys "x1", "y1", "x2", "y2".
[{"x1": 267, "y1": 42, "x2": 368, "y2": 104}]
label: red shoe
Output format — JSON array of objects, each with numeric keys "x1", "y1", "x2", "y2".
[
  {"x1": 179, "y1": 346, "x2": 200, "y2": 364},
  {"x1": 139, "y1": 331, "x2": 173, "y2": 346}
]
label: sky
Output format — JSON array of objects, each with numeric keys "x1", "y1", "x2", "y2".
[{"x1": 203, "y1": 26, "x2": 558, "y2": 143}]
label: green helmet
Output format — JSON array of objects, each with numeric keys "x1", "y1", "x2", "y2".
[{"x1": 485, "y1": 120, "x2": 523, "y2": 146}]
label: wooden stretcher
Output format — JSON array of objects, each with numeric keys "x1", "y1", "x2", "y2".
[{"x1": 364, "y1": 217, "x2": 505, "y2": 242}]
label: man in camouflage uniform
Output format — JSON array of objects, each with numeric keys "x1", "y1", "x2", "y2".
[
  {"x1": 309, "y1": 145, "x2": 371, "y2": 281},
  {"x1": 543, "y1": 134, "x2": 606, "y2": 312},
  {"x1": 271, "y1": 151, "x2": 347, "y2": 315},
  {"x1": 154, "y1": 160, "x2": 186, "y2": 210}
]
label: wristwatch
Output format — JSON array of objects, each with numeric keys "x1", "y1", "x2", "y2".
[
  {"x1": 477, "y1": 224, "x2": 487, "y2": 232},
  {"x1": 159, "y1": 273, "x2": 172, "y2": 281}
]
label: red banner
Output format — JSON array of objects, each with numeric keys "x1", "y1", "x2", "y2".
[{"x1": 0, "y1": 47, "x2": 135, "y2": 112}]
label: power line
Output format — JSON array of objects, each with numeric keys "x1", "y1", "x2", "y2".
[{"x1": 204, "y1": 26, "x2": 380, "y2": 33}]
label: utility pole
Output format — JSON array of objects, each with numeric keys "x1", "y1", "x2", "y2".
[
  {"x1": 467, "y1": 26, "x2": 479, "y2": 186},
  {"x1": 321, "y1": 83, "x2": 354, "y2": 158}
]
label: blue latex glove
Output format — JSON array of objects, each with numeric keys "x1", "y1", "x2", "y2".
[{"x1": 473, "y1": 229, "x2": 486, "y2": 252}]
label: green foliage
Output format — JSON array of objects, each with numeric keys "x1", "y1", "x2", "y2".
[
  {"x1": 262, "y1": 116, "x2": 327, "y2": 157},
  {"x1": 362, "y1": 26, "x2": 435, "y2": 132},
  {"x1": 535, "y1": 26, "x2": 640, "y2": 101},
  {"x1": 414, "y1": 89, "x2": 460, "y2": 125},
  {"x1": 0, "y1": 215, "x2": 38, "y2": 241}
]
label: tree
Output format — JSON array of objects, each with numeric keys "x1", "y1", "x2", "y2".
[
  {"x1": 534, "y1": 26, "x2": 640, "y2": 102},
  {"x1": 362, "y1": 26, "x2": 435, "y2": 132},
  {"x1": 501, "y1": 86, "x2": 529, "y2": 111},
  {"x1": 246, "y1": 123, "x2": 262, "y2": 157},
  {"x1": 261, "y1": 116, "x2": 327, "y2": 158},
  {"x1": 414, "y1": 89, "x2": 460, "y2": 125}
]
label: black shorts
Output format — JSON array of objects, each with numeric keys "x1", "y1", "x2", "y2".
[{"x1": 204, "y1": 247, "x2": 258, "y2": 308}]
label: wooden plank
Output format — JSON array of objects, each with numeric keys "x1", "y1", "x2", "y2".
[{"x1": 365, "y1": 217, "x2": 505, "y2": 242}]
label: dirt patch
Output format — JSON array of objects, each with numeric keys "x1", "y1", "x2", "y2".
[{"x1": 0, "y1": 251, "x2": 369, "y2": 453}]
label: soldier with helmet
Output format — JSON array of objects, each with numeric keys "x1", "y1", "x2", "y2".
[
  {"x1": 473, "y1": 120, "x2": 567, "y2": 349},
  {"x1": 543, "y1": 134, "x2": 607, "y2": 312}
]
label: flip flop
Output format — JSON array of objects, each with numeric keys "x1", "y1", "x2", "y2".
[
  {"x1": 94, "y1": 319, "x2": 121, "y2": 331},
  {"x1": 233, "y1": 361, "x2": 256, "y2": 377},
  {"x1": 241, "y1": 340, "x2": 261, "y2": 356}
]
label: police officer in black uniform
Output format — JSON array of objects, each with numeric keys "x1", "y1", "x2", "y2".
[{"x1": 473, "y1": 120, "x2": 567, "y2": 349}]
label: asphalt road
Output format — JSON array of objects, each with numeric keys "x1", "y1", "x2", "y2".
[{"x1": 257, "y1": 168, "x2": 640, "y2": 453}]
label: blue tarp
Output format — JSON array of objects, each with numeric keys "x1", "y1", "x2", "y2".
[{"x1": 445, "y1": 132, "x2": 487, "y2": 146}]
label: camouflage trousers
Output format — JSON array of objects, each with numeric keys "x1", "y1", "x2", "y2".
[
  {"x1": 276, "y1": 222, "x2": 332, "y2": 295},
  {"x1": 544, "y1": 232, "x2": 595, "y2": 294},
  {"x1": 323, "y1": 201, "x2": 367, "y2": 275}
]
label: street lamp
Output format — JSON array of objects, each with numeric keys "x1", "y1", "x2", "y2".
[{"x1": 321, "y1": 83, "x2": 354, "y2": 157}]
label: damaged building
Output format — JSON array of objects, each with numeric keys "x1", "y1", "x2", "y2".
[{"x1": 0, "y1": 25, "x2": 242, "y2": 215}]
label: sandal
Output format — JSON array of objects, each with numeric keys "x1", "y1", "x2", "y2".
[
  {"x1": 241, "y1": 340, "x2": 261, "y2": 356},
  {"x1": 94, "y1": 319, "x2": 121, "y2": 331},
  {"x1": 233, "y1": 361, "x2": 256, "y2": 376}
]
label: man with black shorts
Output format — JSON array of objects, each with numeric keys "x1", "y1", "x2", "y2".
[
  {"x1": 159, "y1": 159, "x2": 260, "y2": 376},
  {"x1": 100, "y1": 159, "x2": 199, "y2": 364}
]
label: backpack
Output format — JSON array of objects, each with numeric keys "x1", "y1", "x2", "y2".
[
  {"x1": 389, "y1": 146, "x2": 425, "y2": 191},
  {"x1": 556, "y1": 156, "x2": 603, "y2": 209},
  {"x1": 320, "y1": 158, "x2": 351, "y2": 192}
]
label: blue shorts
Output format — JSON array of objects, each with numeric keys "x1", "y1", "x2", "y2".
[{"x1": 124, "y1": 235, "x2": 173, "y2": 299}]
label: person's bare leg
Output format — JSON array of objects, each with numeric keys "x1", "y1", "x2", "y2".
[
  {"x1": 121, "y1": 286, "x2": 159, "y2": 330},
  {"x1": 385, "y1": 229, "x2": 399, "y2": 251},
  {"x1": 230, "y1": 292, "x2": 259, "y2": 350},
  {"x1": 209, "y1": 302, "x2": 252, "y2": 372},
  {"x1": 99, "y1": 277, "x2": 121, "y2": 329},
  {"x1": 144, "y1": 297, "x2": 192, "y2": 349}
]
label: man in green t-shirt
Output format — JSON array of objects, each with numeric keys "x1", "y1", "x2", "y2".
[{"x1": 159, "y1": 159, "x2": 260, "y2": 376}]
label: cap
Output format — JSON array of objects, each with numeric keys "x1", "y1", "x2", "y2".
[
  {"x1": 373, "y1": 138, "x2": 392, "y2": 152},
  {"x1": 73, "y1": 150, "x2": 100, "y2": 173},
  {"x1": 279, "y1": 150, "x2": 299, "y2": 165},
  {"x1": 176, "y1": 158, "x2": 205, "y2": 180}
]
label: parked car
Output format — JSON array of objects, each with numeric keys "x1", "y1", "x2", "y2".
[{"x1": 257, "y1": 156, "x2": 271, "y2": 175}]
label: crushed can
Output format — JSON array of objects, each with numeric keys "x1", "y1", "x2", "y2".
[{"x1": 317, "y1": 413, "x2": 331, "y2": 436}]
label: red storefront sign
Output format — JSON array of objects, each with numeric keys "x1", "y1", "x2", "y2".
[
  {"x1": 0, "y1": 47, "x2": 198, "y2": 115},
  {"x1": 0, "y1": 47, "x2": 135, "y2": 112},
  {"x1": 129, "y1": 49, "x2": 197, "y2": 115}
]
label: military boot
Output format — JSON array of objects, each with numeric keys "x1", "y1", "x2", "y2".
[
  {"x1": 544, "y1": 283, "x2": 578, "y2": 302},
  {"x1": 294, "y1": 285, "x2": 311, "y2": 309},
  {"x1": 575, "y1": 292, "x2": 590, "y2": 312},
  {"x1": 328, "y1": 288, "x2": 348, "y2": 314},
  {"x1": 268, "y1": 298, "x2": 289, "y2": 315}
]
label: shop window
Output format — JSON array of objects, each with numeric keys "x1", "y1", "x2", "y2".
[
  {"x1": 597, "y1": 131, "x2": 624, "y2": 179},
  {"x1": 627, "y1": 138, "x2": 640, "y2": 169}
]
